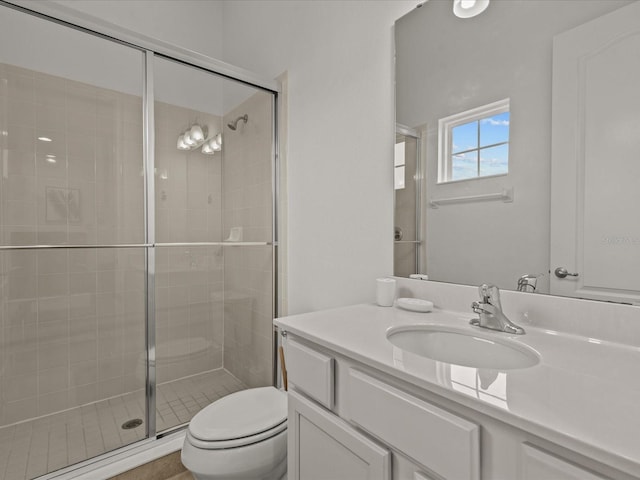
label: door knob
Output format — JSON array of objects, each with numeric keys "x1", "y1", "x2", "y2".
[{"x1": 554, "y1": 267, "x2": 579, "y2": 278}]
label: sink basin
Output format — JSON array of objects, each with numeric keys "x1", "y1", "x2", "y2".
[{"x1": 387, "y1": 325, "x2": 540, "y2": 370}]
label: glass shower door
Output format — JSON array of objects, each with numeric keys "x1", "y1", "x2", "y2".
[
  {"x1": 153, "y1": 57, "x2": 275, "y2": 434},
  {"x1": 0, "y1": 7, "x2": 148, "y2": 479}
]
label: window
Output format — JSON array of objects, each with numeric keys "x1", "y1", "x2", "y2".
[{"x1": 438, "y1": 99, "x2": 510, "y2": 183}]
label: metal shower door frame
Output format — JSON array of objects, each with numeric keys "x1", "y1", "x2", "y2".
[{"x1": 0, "y1": 1, "x2": 281, "y2": 475}]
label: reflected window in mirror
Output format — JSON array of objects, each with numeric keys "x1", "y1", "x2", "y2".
[
  {"x1": 438, "y1": 98, "x2": 510, "y2": 183},
  {"x1": 395, "y1": 141, "x2": 406, "y2": 190}
]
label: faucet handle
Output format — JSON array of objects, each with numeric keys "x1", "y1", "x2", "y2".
[
  {"x1": 478, "y1": 284, "x2": 501, "y2": 307},
  {"x1": 478, "y1": 283, "x2": 495, "y2": 300},
  {"x1": 471, "y1": 300, "x2": 482, "y2": 314}
]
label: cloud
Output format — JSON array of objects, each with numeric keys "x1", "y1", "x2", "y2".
[
  {"x1": 481, "y1": 118, "x2": 510, "y2": 126},
  {"x1": 480, "y1": 155, "x2": 507, "y2": 165}
]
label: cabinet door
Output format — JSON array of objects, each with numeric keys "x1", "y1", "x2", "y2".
[
  {"x1": 521, "y1": 444, "x2": 608, "y2": 480},
  {"x1": 288, "y1": 390, "x2": 391, "y2": 480}
]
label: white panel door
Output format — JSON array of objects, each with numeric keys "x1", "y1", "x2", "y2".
[
  {"x1": 288, "y1": 390, "x2": 391, "y2": 480},
  {"x1": 550, "y1": 1, "x2": 640, "y2": 303}
]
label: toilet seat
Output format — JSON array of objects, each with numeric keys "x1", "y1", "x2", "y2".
[
  {"x1": 187, "y1": 386, "x2": 287, "y2": 450},
  {"x1": 186, "y1": 420, "x2": 287, "y2": 450}
]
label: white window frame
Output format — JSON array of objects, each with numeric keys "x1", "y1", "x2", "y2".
[{"x1": 437, "y1": 98, "x2": 510, "y2": 183}]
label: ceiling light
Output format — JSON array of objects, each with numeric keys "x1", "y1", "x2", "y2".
[
  {"x1": 190, "y1": 124, "x2": 204, "y2": 143},
  {"x1": 176, "y1": 123, "x2": 221, "y2": 155},
  {"x1": 202, "y1": 137, "x2": 221, "y2": 155},
  {"x1": 183, "y1": 130, "x2": 197, "y2": 147},
  {"x1": 46, "y1": 155, "x2": 56, "y2": 164},
  {"x1": 177, "y1": 136, "x2": 190, "y2": 150},
  {"x1": 38, "y1": 136, "x2": 52, "y2": 142},
  {"x1": 208, "y1": 137, "x2": 221, "y2": 152},
  {"x1": 201, "y1": 142, "x2": 215, "y2": 155},
  {"x1": 453, "y1": 0, "x2": 490, "y2": 18}
]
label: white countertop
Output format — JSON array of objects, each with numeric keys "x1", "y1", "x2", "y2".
[{"x1": 275, "y1": 303, "x2": 640, "y2": 478}]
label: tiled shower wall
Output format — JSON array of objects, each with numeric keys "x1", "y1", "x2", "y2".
[
  {"x1": 223, "y1": 92, "x2": 274, "y2": 388},
  {"x1": 154, "y1": 101, "x2": 224, "y2": 385},
  {"x1": 0, "y1": 248, "x2": 146, "y2": 426},
  {"x1": 0, "y1": 64, "x2": 145, "y2": 246},
  {"x1": 0, "y1": 62, "x2": 147, "y2": 427},
  {"x1": 0, "y1": 61, "x2": 275, "y2": 431}
]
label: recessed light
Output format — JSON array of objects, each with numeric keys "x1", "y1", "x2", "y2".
[
  {"x1": 38, "y1": 136, "x2": 52, "y2": 142},
  {"x1": 46, "y1": 155, "x2": 56, "y2": 164},
  {"x1": 453, "y1": 0, "x2": 490, "y2": 18}
]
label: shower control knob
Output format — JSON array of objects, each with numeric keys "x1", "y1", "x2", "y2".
[{"x1": 554, "y1": 267, "x2": 579, "y2": 278}]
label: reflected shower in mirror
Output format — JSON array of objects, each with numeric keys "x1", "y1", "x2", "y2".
[
  {"x1": 394, "y1": 125, "x2": 421, "y2": 277},
  {"x1": 394, "y1": 0, "x2": 640, "y2": 304}
]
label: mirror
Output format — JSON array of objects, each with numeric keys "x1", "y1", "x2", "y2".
[{"x1": 395, "y1": 0, "x2": 640, "y2": 304}]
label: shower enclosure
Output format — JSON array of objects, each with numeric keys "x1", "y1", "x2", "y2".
[
  {"x1": 394, "y1": 125, "x2": 421, "y2": 277},
  {"x1": 0, "y1": 4, "x2": 278, "y2": 480}
]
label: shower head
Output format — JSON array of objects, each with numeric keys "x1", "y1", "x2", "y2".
[{"x1": 227, "y1": 114, "x2": 248, "y2": 131}]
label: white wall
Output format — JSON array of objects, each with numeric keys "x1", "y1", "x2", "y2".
[{"x1": 222, "y1": 0, "x2": 416, "y2": 314}]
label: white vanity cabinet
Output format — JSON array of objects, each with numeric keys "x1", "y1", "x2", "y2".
[
  {"x1": 285, "y1": 336, "x2": 478, "y2": 480},
  {"x1": 284, "y1": 334, "x2": 633, "y2": 480},
  {"x1": 286, "y1": 338, "x2": 391, "y2": 480}
]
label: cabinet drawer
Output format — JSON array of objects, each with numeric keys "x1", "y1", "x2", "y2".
[
  {"x1": 287, "y1": 338, "x2": 334, "y2": 409},
  {"x1": 348, "y1": 369, "x2": 480, "y2": 480},
  {"x1": 521, "y1": 443, "x2": 609, "y2": 480}
]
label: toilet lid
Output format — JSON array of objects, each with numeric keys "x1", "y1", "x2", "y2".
[{"x1": 188, "y1": 387, "x2": 287, "y2": 442}]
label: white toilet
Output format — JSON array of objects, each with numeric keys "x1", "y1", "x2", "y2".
[{"x1": 181, "y1": 386, "x2": 288, "y2": 480}]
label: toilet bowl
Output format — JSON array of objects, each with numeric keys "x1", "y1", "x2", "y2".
[{"x1": 182, "y1": 386, "x2": 288, "y2": 480}]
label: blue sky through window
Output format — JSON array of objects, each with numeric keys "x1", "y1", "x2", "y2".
[
  {"x1": 452, "y1": 121, "x2": 477, "y2": 153},
  {"x1": 452, "y1": 151, "x2": 478, "y2": 181},
  {"x1": 480, "y1": 143, "x2": 508, "y2": 176},
  {"x1": 450, "y1": 111, "x2": 509, "y2": 180},
  {"x1": 481, "y1": 112, "x2": 509, "y2": 147}
]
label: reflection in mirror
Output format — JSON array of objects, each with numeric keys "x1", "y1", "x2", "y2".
[
  {"x1": 395, "y1": 0, "x2": 640, "y2": 304},
  {"x1": 394, "y1": 125, "x2": 421, "y2": 277}
]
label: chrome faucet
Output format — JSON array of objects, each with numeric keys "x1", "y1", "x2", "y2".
[
  {"x1": 516, "y1": 273, "x2": 542, "y2": 292},
  {"x1": 470, "y1": 284, "x2": 525, "y2": 335}
]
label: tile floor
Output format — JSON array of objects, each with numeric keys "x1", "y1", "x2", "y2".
[{"x1": 0, "y1": 369, "x2": 245, "y2": 480}]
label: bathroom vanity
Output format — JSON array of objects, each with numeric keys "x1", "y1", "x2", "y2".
[{"x1": 275, "y1": 296, "x2": 640, "y2": 480}]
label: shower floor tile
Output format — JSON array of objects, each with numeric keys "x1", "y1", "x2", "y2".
[{"x1": 0, "y1": 369, "x2": 245, "y2": 480}]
